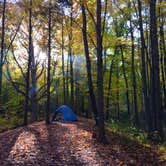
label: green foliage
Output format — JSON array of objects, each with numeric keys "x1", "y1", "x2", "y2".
[
  {"x1": 106, "y1": 119, "x2": 148, "y2": 144},
  {"x1": 0, "y1": 118, "x2": 9, "y2": 132},
  {"x1": 10, "y1": 116, "x2": 23, "y2": 128},
  {"x1": 106, "y1": 120, "x2": 166, "y2": 161},
  {"x1": 0, "y1": 116, "x2": 23, "y2": 132}
]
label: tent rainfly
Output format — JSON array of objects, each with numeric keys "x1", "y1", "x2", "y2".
[{"x1": 52, "y1": 105, "x2": 77, "y2": 122}]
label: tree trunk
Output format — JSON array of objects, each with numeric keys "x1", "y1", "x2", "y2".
[
  {"x1": 105, "y1": 48, "x2": 116, "y2": 120},
  {"x1": 61, "y1": 14, "x2": 66, "y2": 104},
  {"x1": 103, "y1": 48, "x2": 107, "y2": 75},
  {"x1": 81, "y1": 3, "x2": 98, "y2": 123},
  {"x1": 137, "y1": 0, "x2": 152, "y2": 133},
  {"x1": 24, "y1": 0, "x2": 32, "y2": 126},
  {"x1": 105, "y1": 60, "x2": 113, "y2": 121},
  {"x1": 145, "y1": 8, "x2": 151, "y2": 94},
  {"x1": 0, "y1": 0, "x2": 6, "y2": 102},
  {"x1": 69, "y1": 4, "x2": 74, "y2": 108},
  {"x1": 30, "y1": 45, "x2": 38, "y2": 122},
  {"x1": 75, "y1": 83, "x2": 79, "y2": 114},
  {"x1": 159, "y1": 0, "x2": 166, "y2": 119},
  {"x1": 69, "y1": 51, "x2": 74, "y2": 107},
  {"x1": 81, "y1": 95, "x2": 84, "y2": 115},
  {"x1": 66, "y1": 54, "x2": 69, "y2": 104},
  {"x1": 150, "y1": 0, "x2": 164, "y2": 139},
  {"x1": 120, "y1": 46, "x2": 130, "y2": 119},
  {"x1": 96, "y1": 0, "x2": 107, "y2": 143},
  {"x1": 46, "y1": 0, "x2": 52, "y2": 124},
  {"x1": 130, "y1": 20, "x2": 139, "y2": 127},
  {"x1": 116, "y1": 61, "x2": 120, "y2": 122}
]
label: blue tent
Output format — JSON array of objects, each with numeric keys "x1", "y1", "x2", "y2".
[{"x1": 52, "y1": 105, "x2": 77, "y2": 122}]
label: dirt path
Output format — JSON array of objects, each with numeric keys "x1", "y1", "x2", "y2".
[{"x1": 0, "y1": 117, "x2": 165, "y2": 166}]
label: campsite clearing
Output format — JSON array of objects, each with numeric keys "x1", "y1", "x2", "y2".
[{"x1": 0, "y1": 117, "x2": 165, "y2": 166}]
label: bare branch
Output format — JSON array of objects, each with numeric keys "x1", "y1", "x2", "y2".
[
  {"x1": 3, "y1": 16, "x2": 24, "y2": 64},
  {"x1": 85, "y1": 4, "x2": 97, "y2": 28},
  {"x1": 36, "y1": 63, "x2": 45, "y2": 80},
  {"x1": 102, "y1": 0, "x2": 108, "y2": 39},
  {"x1": 11, "y1": 48, "x2": 26, "y2": 80},
  {"x1": 4, "y1": 66, "x2": 26, "y2": 97}
]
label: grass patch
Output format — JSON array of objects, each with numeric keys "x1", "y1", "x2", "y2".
[
  {"x1": 0, "y1": 116, "x2": 23, "y2": 133},
  {"x1": 106, "y1": 119, "x2": 166, "y2": 160},
  {"x1": 106, "y1": 119, "x2": 147, "y2": 144}
]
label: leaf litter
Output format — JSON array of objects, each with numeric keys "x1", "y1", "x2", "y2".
[{"x1": 0, "y1": 117, "x2": 165, "y2": 166}]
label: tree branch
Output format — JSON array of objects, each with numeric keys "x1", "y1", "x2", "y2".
[{"x1": 11, "y1": 48, "x2": 26, "y2": 80}]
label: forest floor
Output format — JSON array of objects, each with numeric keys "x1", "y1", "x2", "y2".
[{"x1": 0, "y1": 117, "x2": 165, "y2": 166}]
